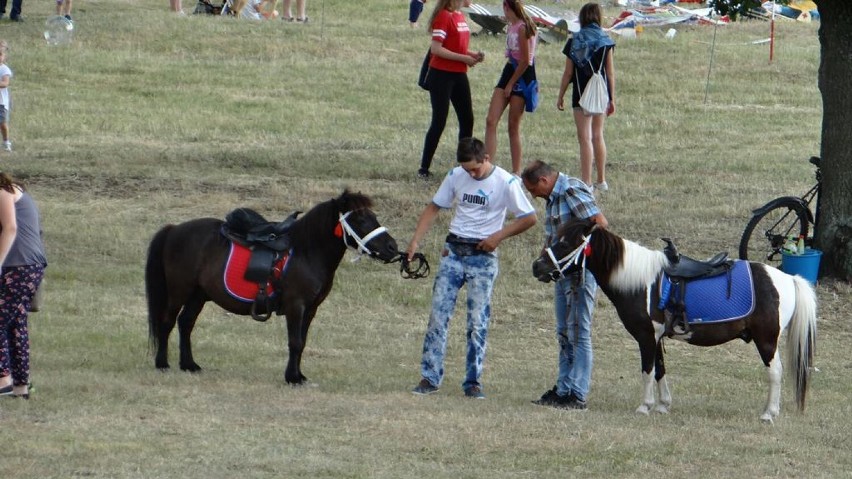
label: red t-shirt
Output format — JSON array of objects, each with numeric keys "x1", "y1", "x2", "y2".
[{"x1": 429, "y1": 9, "x2": 470, "y2": 73}]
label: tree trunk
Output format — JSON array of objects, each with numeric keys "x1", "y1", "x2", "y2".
[{"x1": 815, "y1": 0, "x2": 852, "y2": 281}]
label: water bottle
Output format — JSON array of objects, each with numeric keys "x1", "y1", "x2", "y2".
[
  {"x1": 783, "y1": 236, "x2": 798, "y2": 255},
  {"x1": 797, "y1": 235, "x2": 806, "y2": 255}
]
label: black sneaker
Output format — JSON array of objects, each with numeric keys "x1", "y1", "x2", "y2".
[
  {"x1": 412, "y1": 378, "x2": 439, "y2": 395},
  {"x1": 533, "y1": 386, "x2": 578, "y2": 409},
  {"x1": 464, "y1": 385, "x2": 485, "y2": 399},
  {"x1": 417, "y1": 169, "x2": 432, "y2": 180},
  {"x1": 563, "y1": 395, "x2": 587, "y2": 410},
  {"x1": 532, "y1": 385, "x2": 559, "y2": 405}
]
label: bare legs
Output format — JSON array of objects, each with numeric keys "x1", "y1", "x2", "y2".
[
  {"x1": 170, "y1": 0, "x2": 183, "y2": 13},
  {"x1": 56, "y1": 0, "x2": 72, "y2": 18},
  {"x1": 572, "y1": 109, "x2": 607, "y2": 187},
  {"x1": 282, "y1": 0, "x2": 306, "y2": 20},
  {"x1": 485, "y1": 89, "x2": 526, "y2": 175}
]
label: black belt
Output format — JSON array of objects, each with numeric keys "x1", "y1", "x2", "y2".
[
  {"x1": 446, "y1": 234, "x2": 491, "y2": 256},
  {"x1": 446, "y1": 233, "x2": 484, "y2": 245}
]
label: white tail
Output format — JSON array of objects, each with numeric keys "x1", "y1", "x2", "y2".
[{"x1": 786, "y1": 275, "x2": 817, "y2": 411}]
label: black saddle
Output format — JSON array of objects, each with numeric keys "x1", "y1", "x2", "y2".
[
  {"x1": 222, "y1": 208, "x2": 300, "y2": 251},
  {"x1": 661, "y1": 238, "x2": 731, "y2": 280},
  {"x1": 221, "y1": 208, "x2": 300, "y2": 322}
]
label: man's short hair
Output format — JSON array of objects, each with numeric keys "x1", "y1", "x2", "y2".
[
  {"x1": 521, "y1": 160, "x2": 556, "y2": 184},
  {"x1": 457, "y1": 137, "x2": 486, "y2": 164}
]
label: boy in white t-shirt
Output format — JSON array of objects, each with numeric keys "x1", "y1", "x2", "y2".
[
  {"x1": 0, "y1": 45, "x2": 12, "y2": 152},
  {"x1": 407, "y1": 137, "x2": 537, "y2": 399}
]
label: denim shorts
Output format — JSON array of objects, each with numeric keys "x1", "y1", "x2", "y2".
[{"x1": 0, "y1": 105, "x2": 7, "y2": 123}]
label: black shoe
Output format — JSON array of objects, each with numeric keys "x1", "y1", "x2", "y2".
[
  {"x1": 417, "y1": 169, "x2": 432, "y2": 180},
  {"x1": 64, "y1": 14, "x2": 72, "y2": 21},
  {"x1": 533, "y1": 386, "x2": 574, "y2": 408},
  {"x1": 10, "y1": 16, "x2": 23, "y2": 22},
  {"x1": 0, "y1": 384, "x2": 12, "y2": 396},
  {"x1": 563, "y1": 394, "x2": 587, "y2": 410}
]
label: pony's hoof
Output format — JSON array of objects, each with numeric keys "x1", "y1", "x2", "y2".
[
  {"x1": 285, "y1": 375, "x2": 307, "y2": 385},
  {"x1": 654, "y1": 404, "x2": 670, "y2": 414},
  {"x1": 180, "y1": 363, "x2": 202, "y2": 373},
  {"x1": 760, "y1": 414, "x2": 774, "y2": 425},
  {"x1": 635, "y1": 405, "x2": 651, "y2": 415}
]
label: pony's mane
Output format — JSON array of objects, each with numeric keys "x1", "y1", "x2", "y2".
[
  {"x1": 557, "y1": 219, "x2": 669, "y2": 292},
  {"x1": 288, "y1": 190, "x2": 374, "y2": 247}
]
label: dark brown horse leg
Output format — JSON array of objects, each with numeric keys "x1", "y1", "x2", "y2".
[
  {"x1": 284, "y1": 311, "x2": 306, "y2": 384},
  {"x1": 177, "y1": 294, "x2": 206, "y2": 372},
  {"x1": 283, "y1": 303, "x2": 320, "y2": 385},
  {"x1": 155, "y1": 305, "x2": 181, "y2": 370}
]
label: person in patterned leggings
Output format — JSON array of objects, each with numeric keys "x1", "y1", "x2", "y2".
[{"x1": 0, "y1": 172, "x2": 46, "y2": 400}]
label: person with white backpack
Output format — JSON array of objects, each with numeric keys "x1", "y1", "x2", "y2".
[{"x1": 556, "y1": 2, "x2": 615, "y2": 192}]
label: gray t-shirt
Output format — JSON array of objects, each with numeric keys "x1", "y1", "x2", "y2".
[{"x1": 4, "y1": 192, "x2": 47, "y2": 267}]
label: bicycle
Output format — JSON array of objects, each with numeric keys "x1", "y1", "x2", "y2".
[{"x1": 739, "y1": 156, "x2": 822, "y2": 268}]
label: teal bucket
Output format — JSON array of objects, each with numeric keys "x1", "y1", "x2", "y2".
[{"x1": 781, "y1": 248, "x2": 823, "y2": 285}]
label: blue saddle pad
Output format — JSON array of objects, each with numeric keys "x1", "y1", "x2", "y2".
[{"x1": 660, "y1": 260, "x2": 755, "y2": 324}]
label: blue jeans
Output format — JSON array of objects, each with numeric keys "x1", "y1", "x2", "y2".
[
  {"x1": 420, "y1": 246, "x2": 498, "y2": 390},
  {"x1": 554, "y1": 269, "x2": 596, "y2": 401}
]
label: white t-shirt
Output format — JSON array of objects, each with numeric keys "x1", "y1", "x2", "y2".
[
  {"x1": 0, "y1": 64, "x2": 12, "y2": 109},
  {"x1": 432, "y1": 165, "x2": 535, "y2": 240}
]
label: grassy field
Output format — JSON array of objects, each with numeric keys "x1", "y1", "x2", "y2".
[{"x1": 1, "y1": 0, "x2": 850, "y2": 477}]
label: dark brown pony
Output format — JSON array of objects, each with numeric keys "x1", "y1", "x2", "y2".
[
  {"x1": 532, "y1": 218, "x2": 817, "y2": 423},
  {"x1": 145, "y1": 190, "x2": 399, "y2": 384}
]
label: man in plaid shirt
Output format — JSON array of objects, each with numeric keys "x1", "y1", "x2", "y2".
[{"x1": 522, "y1": 160, "x2": 608, "y2": 410}]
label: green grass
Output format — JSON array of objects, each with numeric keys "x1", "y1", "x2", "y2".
[{"x1": 1, "y1": 1, "x2": 849, "y2": 478}]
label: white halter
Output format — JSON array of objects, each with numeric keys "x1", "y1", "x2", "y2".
[
  {"x1": 338, "y1": 212, "x2": 388, "y2": 261},
  {"x1": 544, "y1": 233, "x2": 593, "y2": 281}
]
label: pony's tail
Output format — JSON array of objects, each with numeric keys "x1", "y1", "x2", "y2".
[
  {"x1": 145, "y1": 225, "x2": 173, "y2": 354},
  {"x1": 786, "y1": 275, "x2": 817, "y2": 411}
]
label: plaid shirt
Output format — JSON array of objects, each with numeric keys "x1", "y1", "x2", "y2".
[{"x1": 545, "y1": 173, "x2": 600, "y2": 246}]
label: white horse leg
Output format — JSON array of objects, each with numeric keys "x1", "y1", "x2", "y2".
[
  {"x1": 761, "y1": 349, "x2": 783, "y2": 424},
  {"x1": 636, "y1": 371, "x2": 656, "y2": 415},
  {"x1": 654, "y1": 376, "x2": 672, "y2": 414}
]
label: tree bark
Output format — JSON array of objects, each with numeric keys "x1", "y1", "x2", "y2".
[{"x1": 815, "y1": 0, "x2": 852, "y2": 281}]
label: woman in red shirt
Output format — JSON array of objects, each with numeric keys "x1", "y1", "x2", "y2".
[{"x1": 418, "y1": 0, "x2": 484, "y2": 179}]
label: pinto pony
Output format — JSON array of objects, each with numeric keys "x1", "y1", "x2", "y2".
[
  {"x1": 532, "y1": 218, "x2": 817, "y2": 423},
  {"x1": 145, "y1": 190, "x2": 400, "y2": 384}
]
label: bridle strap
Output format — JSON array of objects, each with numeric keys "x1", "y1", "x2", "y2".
[
  {"x1": 544, "y1": 233, "x2": 592, "y2": 281},
  {"x1": 338, "y1": 211, "x2": 388, "y2": 260}
]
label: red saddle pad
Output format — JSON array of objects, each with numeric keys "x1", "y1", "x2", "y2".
[{"x1": 223, "y1": 242, "x2": 290, "y2": 303}]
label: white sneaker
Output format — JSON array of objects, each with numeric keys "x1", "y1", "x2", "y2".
[
  {"x1": 2, "y1": 141, "x2": 11, "y2": 152},
  {"x1": 594, "y1": 181, "x2": 608, "y2": 192}
]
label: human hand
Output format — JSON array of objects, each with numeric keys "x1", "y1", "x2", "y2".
[
  {"x1": 406, "y1": 241, "x2": 419, "y2": 261},
  {"x1": 607, "y1": 101, "x2": 615, "y2": 116},
  {"x1": 556, "y1": 96, "x2": 565, "y2": 111},
  {"x1": 478, "y1": 235, "x2": 500, "y2": 253},
  {"x1": 503, "y1": 86, "x2": 513, "y2": 99}
]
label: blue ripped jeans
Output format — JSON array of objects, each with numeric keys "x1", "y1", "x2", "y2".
[
  {"x1": 554, "y1": 269, "x2": 597, "y2": 401},
  {"x1": 419, "y1": 246, "x2": 498, "y2": 391}
]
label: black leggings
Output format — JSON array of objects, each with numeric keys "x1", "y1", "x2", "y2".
[{"x1": 420, "y1": 69, "x2": 474, "y2": 173}]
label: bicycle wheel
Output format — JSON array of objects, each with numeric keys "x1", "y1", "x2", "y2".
[{"x1": 739, "y1": 197, "x2": 810, "y2": 268}]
